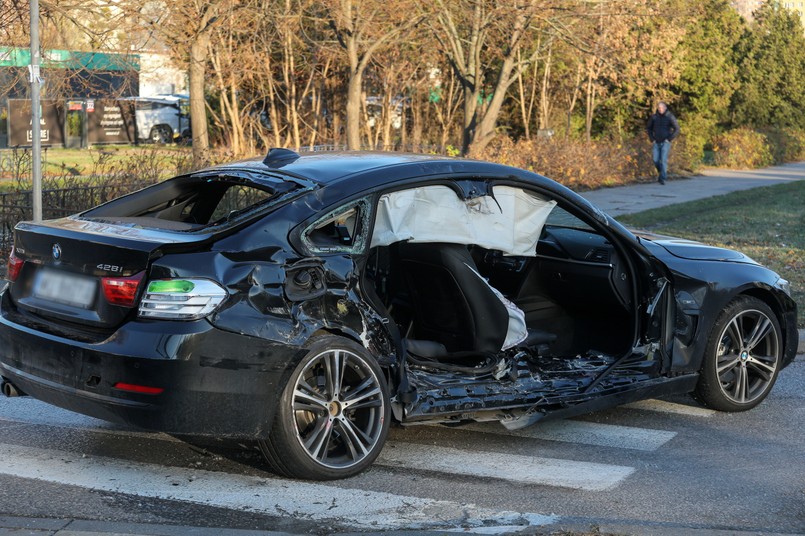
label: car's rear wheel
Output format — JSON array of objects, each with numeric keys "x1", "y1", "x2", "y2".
[
  {"x1": 259, "y1": 335, "x2": 390, "y2": 480},
  {"x1": 695, "y1": 296, "x2": 782, "y2": 411}
]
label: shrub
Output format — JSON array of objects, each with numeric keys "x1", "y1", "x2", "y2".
[
  {"x1": 670, "y1": 114, "x2": 717, "y2": 173},
  {"x1": 468, "y1": 136, "x2": 656, "y2": 191},
  {"x1": 758, "y1": 127, "x2": 805, "y2": 164},
  {"x1": 711, "y1": 128, "x2": 773, "y2": 169},
  {"x1": 669, "y1": 134, "x2": 704, "y2": 174}
]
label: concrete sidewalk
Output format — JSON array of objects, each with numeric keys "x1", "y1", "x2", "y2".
[{"x1": 580, "y1": 161, "x2": 805, "y2": 217}]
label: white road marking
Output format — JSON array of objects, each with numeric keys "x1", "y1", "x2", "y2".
[
  {"x1": 378, "y1": 442, "x2": 634, "y2": 491},
  {"x1": 622, "y1": 399, "x2": 717, "y2": 417},
  {"x1": 458, "y1": 420, "x2": 677, "y2": 451},
  {"x1": 1, "y1": 399, "x2": 634, "y2": 491},
  {"x1": 0, "y1": 443, "x2": 557, "y2": 532}
]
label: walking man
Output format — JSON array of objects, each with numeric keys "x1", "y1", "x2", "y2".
[{"x1": 646, "y1": 102, "x2": 680, "y2": 185}]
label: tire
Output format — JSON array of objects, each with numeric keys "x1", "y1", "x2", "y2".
[
  {"x1": 694, "y1": 296, "x2": 782, "y2": 412},
  {"x1": 259, "y1": 335, "x2": 390, "y2": 480},
  {"x1": 149, "y1": 126, "x2": 170, "y2": 144}
]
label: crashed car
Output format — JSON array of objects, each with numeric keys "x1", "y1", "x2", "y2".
[{"x1": 0, "y1": 149, "x2": 797, "y2": 480}]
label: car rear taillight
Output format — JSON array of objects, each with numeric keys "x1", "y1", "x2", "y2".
[
  {"x1": 138, "y1": 278, "x2": 227, "y2": 320},
  {"x1": 7, "y1": 247, "x2": 24, "y2": 282},
  {"x1": 113, "y1": 382, "x2": 164, "y2": 395},
  {"x1": 101, "y1": 271, "x2": 145, "y2": 307}
]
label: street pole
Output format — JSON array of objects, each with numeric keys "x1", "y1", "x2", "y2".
[{"x1": 30, "y1": 0, "x2": 42, "y2": 223}]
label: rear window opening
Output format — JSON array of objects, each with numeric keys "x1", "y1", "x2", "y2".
[{"x1": 80, "y1": 174, "x2": 298, "y2": 231}]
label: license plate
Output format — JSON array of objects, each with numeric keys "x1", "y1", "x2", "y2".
[{"x1": 33, "y1": 269, "x2": 97, "y2": 309}]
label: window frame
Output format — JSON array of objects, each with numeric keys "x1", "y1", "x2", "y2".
[{"x1": 300, "y1": 196, "x2": 373, "y2": 255}]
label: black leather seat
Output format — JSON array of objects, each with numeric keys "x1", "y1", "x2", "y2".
[{"x1": 398, "y1": 242, "x2": 512, "y2": 354}]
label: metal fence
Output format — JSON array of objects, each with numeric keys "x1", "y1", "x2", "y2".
[{"x1": 0, "y1": 182, "x2": 145, "y2": 256}]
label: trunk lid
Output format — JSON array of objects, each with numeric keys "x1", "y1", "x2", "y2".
[{"x1": 9, "y1": 218, "x2": 211, "y2": 329}]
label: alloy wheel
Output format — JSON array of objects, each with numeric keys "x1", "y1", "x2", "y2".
[
  {"x1": 291, "y1": 348, "x2": 386, "y2": 469},
  {"x1": 714, "y1": 308, "x2": 779, "y2": 404}
]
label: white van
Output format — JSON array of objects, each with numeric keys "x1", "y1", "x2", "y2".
[{"x1": 124, "y1": 95, "x2": 188, "y2": 143}]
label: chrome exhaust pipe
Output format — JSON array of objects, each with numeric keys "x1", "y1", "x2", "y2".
[{"x1": 1, "y1": 380, "x2": 24, "y2": 397}]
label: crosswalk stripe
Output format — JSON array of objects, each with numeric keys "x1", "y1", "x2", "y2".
[
  {"x1": 378, "y1": 442, "x2": 634, "y2": 491},
  {"x1": 0, "y1": 442, "x2": 557, "y2": 531},
  {"x1": 622, "y1": 399, "x2": 717, "y2": 417},
  {"x1": 0, "y1": 399, "x2": 652, "y2": 494},
  {"x1": 456, "y1": 420, "x2": 677, "y2": 451}
]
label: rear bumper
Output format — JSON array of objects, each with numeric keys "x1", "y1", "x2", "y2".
[{"x1": 0, "y1": 301, "x2": 303, "y2": 439}]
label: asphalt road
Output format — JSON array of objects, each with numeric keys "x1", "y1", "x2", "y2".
[{"x1": 0, "y1": 355, "x2": 802, "y2": 535}]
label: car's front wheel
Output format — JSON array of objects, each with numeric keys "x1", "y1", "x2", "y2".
[
  {"x1": 149, "y1": 126, "x2": 170, "y2": 144},
  {"x1": 259, "y1": 335, "x2": 390, "y2": 480},
  {"x1": 695, "y1": 296, "x2": 782, "y2": 411}
]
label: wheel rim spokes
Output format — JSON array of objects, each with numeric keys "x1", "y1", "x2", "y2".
[
  {"x1": 746, "y1": 354, "x2": 776, "y2": 380},
  {"x1": 303, "y1": 415, "x2": 334, "y2": 460},
  {"x1": 335, "y1": 417, "x2": 371, "y2": 461},
  {"x1": 716, "y1": 309, "x2": 779, "y2": 404},
  {"x1": 716, "y1": 355, "x2": 740, "y2": 375},
  {"x1": 293, "y1": 379, "x2": 329, "y2": 412},
  {"x1": 292, "y1": 348, "x2": 384, "y2": 469},
  {"x1": 324, "y1": 350, "x2": 344, "y2": 399},
  {"x1": 744, "y1": 316, "x2": 772, "y2": 353},
  {"x1": 341, "y1": 376, "x2": 382, "y2": 410}
]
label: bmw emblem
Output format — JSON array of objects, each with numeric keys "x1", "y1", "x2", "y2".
[{"x1": 52, "y1": 243, "x2": 62, "y2": 260}]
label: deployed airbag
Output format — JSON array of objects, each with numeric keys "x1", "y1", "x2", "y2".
[{"x1": 371, "y1": 185, "x2": 556, "y2": 256}]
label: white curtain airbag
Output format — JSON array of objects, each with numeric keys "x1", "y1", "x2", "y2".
[{"x1": 371, "y1": 185, "x2": 556, "y2": 256}]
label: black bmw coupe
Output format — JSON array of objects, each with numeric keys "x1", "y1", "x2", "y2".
[{"x1": 0, "y1": 149, "x2": 796, "y2": 479}]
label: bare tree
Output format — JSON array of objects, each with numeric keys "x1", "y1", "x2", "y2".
[
  {"x1": 430, "y1": 0, "x2": 566, "y2": 154},
  {"x1": 321, "y1": 0, "x2": 422, "y2": 150},
  {"x1": 122, "y1": 0, "x2": 240, "y2": 165}
]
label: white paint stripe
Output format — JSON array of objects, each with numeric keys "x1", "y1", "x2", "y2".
[
  {"x1": 457, "y1": 420, "x2": 676, "y2": 451},
  {"x1": 622, "y1": 399, "x2": 716, "y2": 417},
  {"x1": 1, "y1": 400, "x2": 633, "y2": 492},
  {"x1": 0, "y1": 443, "x2": 557, "y2": 531},
  {"x1": 378, "y1": 442, "x2": 634, "y2": 491}
]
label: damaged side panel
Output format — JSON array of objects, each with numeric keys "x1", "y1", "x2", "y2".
[
  {"x1": 402, "y1": 350, "x2": 663, "y2": 424},
  {"x1": 142, "y1": 194, "x2": 394, "y2": 359}
]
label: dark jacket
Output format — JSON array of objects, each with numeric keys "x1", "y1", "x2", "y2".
[{"x1": 647, "y1": 110, "x2": 680, "y2": 143}]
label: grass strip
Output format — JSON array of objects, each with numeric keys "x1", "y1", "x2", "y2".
[{"x1": 618, "y1": 180, "x2": 805, "y2": 326}]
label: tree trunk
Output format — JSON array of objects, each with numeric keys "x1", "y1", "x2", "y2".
[
  {"x1": 469, "y1": 54, "x2": 517, "y2": 153},
  {"x1": 346, "y1": 70, "x2": 363, "y2": 150},
  {"x1": 516, "y1": 48, "x2": 529, "y2": 140},
  {"x1": 566, "y1": 64, "x2": 582, "y2": 138},
  {"x1": 266, "y1": 72, "x2": 282, "y2": 148},
  {"x1": 228, "y1": 76, "x2": 243, "y2": 155},
  {"x1": 382, "y1": 89, "x2": 393, "y2": 150},
  {"x1": 461, "y1": 84, "x2": 479, "y2": 155},
  {"x1": 538, "y1": 47, "x2": 552, "y2": 131},
  {"x1": 412, "y1": 93, "x2": 423, "y2": 150},
  {"x1": 585, "y1": 65, "x2": 596, "y2": 143},
  {"x1": 189, "y1": 33, "x2": 211, "y2": 166}
]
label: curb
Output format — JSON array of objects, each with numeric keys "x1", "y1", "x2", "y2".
[{"x1": 0, "y1": 516, "x2": 292, "y2": 536}]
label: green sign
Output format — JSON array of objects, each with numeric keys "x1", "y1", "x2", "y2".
[{"x1": 0, "y1": 47, "x2": 139, "y2": 71}]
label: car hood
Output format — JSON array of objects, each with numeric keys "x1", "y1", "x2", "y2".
[{"x1": 632, "y1": 230, "x2": 757, "y2": 264}]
